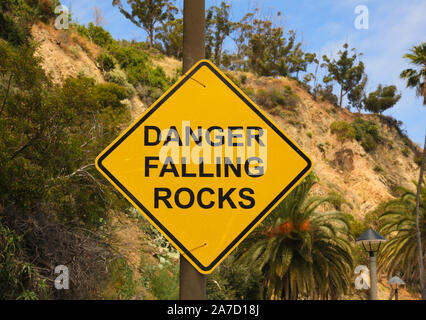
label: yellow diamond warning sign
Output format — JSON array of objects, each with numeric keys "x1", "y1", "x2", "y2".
[{"x1": 95, "y1": 60, "x2": 313, "y2": 274}]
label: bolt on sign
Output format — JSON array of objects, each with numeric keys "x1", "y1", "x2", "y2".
[{"x1": 96, "y1": 60, "x2": 313, "y2": 274}]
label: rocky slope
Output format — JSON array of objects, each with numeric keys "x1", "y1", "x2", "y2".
[{"x1": 242, "y1": 75, "x2": 421, "y2": 219}]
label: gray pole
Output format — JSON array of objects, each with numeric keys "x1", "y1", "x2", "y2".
[
  {"x1": 180, "y1": 0, "x2": 206, "y2": 300},
  {"x1": 415, "y1": 133, "x2": 426, "y2": 300},
  {"x1": 369, "y1": 252, "x2": 379, "y2": 300}
]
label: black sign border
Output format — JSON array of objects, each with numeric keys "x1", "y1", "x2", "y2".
[{"x1": 97, "y1": 61, "x2": 312, "y2": 272}]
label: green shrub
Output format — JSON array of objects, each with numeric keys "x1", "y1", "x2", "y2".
[
  {"x1": 359, "y1": 135, "x2": 376, "y2": 152},
  {"x1": 43, "y1": 76, "x2": 130, "y2": 226},
  {"x1": 104, "y1": 69, "x2": 135, "y2": 97},
  {"x1": 255, "y1": 86, "x2": 299, "y2": 111},
  {"x1": 1, "y1": 0, "x2": 59, "y2": 24},
  {"x1": 255, "y1": 88, "x2": 273, "y2": 109},
  {"x1": 75, "y1": 22, "x2": 114, "y2": 48},
  {"x1": 306, "y1": 132, "x2": 313, "y2": 138},
  {"x1": 136, "y1": 84, "x2": 164, "y2": 105},
  {"x1": 402, "y1": 147, "x2": 410, "y2": 157},
  {"x1": 318, "y1": 84, "x2": 338, "y2": 105},
  {"x1": 109, "y1": 44, "x2": 149, "y2": 69},
  {"x1": 104, "y1": 69, "x2": 127, "y2": 85},
  {"x1": 108, "y1": 45, "x2": 169, "y2": 91},
  {"x1": 140, "y1": 260, "x2": 179, "y2": 300},
  {"x1": 97, "y1": 52, "x2": 116, "y2": 72},
  {"x1": 95, "y1": 82, "x2": 129, "y2": 108},
  {"x1": 25, "y1": 0, "x2": 60, "y2": 22},
  {"x1": 0, "y1": 221, "x2": 47, "y2": 299},
  {"x1": 0, "y1": 12, "x2": 30, "y2": 46},
  {"x1": 330, "y1": 121, "x2": 355, "y2": 145},
  {"x1": 103, "y1": 258, "x2": 136, "y2": 299},
  {"x1": 207, "y1": 255, "x2": 262, "y2": 300},
  {"x1": 0, "y1": 0, "x2": 54, "y2": 46},
  {"x1": 352, "y1": 117, "x2": 382, "y2": 141},
  {"x1": 240, "y1": 74, "x2": 248, "y2": 85},
  {"x1": 374, "y1": 165, "x2": 384, "y2": 173},
  {"x1": 351, "y1": 117, "x2": 383, "y2": 152}
]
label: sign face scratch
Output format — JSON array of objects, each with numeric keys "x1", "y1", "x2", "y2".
[{"x1": 96, "y1": 60, "x2": 313, "y2": 274}]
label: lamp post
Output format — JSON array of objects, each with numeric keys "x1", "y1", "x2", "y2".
[
  {"x1": 388, "y1": 276, "x2": 405, "y2": 300},
  {"x1": 356, "y1": 228, "x2": 386, "y2": 300}
]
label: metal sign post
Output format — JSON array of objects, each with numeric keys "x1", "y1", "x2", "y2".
[{"x1": 180, "y1": 0, "x2": 206, "y2": 300}]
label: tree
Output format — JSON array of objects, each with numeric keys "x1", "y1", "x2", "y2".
[
  {"x1": 205, "y1": 1, "x2": 233, "y2": 67},
  {"x1": 288, "y1": 46, "x2": 317, "y2": 80},
  {"x1": 0, "y1": 38, "x2": 130, "y2": 298},
  {"x1": 229, "y1": 12, "x2": 254, "y2": 71},
  {"x1": 155, "y1": 16, "x2": 183, "y2": 59},
  {"x1": 112, "y1": 0, "x2": 176, "y2": 48},
  {"x1": 348, "y1": 75, "x2": 367, "y2": 113},
  {"x1": 236, "y1": 174, "x2": 353, "y2": 300},
  {"x1": 378, "y1": 181, "x2": 425, "y2": 295},
  {"x1": 322, "y1": 43, "x2": 366, "y2": 108},
  {"x1": 363, "y1": 84, "x2": 401, "y2": 114},
  {"x1": 400, "y1": 42, "x2": 426, "y2": 105},
  {"x1": 400, "y1": 42, "x2": 426, "y2": 300},
  {"x1": 93, "y1": 5, "x2": 107, "y2": 26},
  {"x1": 247, "y1": 18, "x2": 296, "y2": 77}
]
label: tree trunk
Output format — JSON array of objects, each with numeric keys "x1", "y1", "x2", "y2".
[
  {"x1": 339, "y1": 87, "x2": 343, "y2": 108},
  {"x1": 148, "y1": 29, "x2": 154, "y2": 48},
  {"x1": 415, "y1": 132, "x2": 426, "y2": 300}
]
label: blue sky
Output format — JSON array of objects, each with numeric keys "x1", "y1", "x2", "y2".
[{"x1": 64, "y1": 0, "x2": 425, "y2": 145}]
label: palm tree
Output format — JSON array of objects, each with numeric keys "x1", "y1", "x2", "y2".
[
  {"x1": 378, "y1": 181, "x2": 425, "y2": 294},
  {"x1": 400, "y1": 42, "x2": 426, "y2": 105},
  {"x1": 400, "y1": 42, "x2": 426, "y2": 299},
  {"x1": 235, "y1": 174, "x2": 354, "y2": 300}
]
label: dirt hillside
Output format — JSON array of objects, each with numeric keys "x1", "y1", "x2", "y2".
[
  {"x1": 243, "y1": 75, "x2": 420, "y2": 219},
  {"x1": 30, "y1": 22, "x2": 421, "y2": 300}
]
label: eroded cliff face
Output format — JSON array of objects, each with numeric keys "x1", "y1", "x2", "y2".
[{"x1": 243, "y1": 76, "x2": 420, "y2": 219}]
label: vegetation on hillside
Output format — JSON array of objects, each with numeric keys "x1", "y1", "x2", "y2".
[{"x1": 0, "y1": 0, "x2": 170, "y2": 299}]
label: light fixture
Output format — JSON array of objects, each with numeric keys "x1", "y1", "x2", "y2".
[
  {"x1": 356, "y1": 228, "x2": 386, "y2": 300},
  {"x1": 388, "y1": 276, "x2": 405, "y2": 300},
  {"x1": 356, "y1": 228, "x2": 386, "y2": 255}
]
